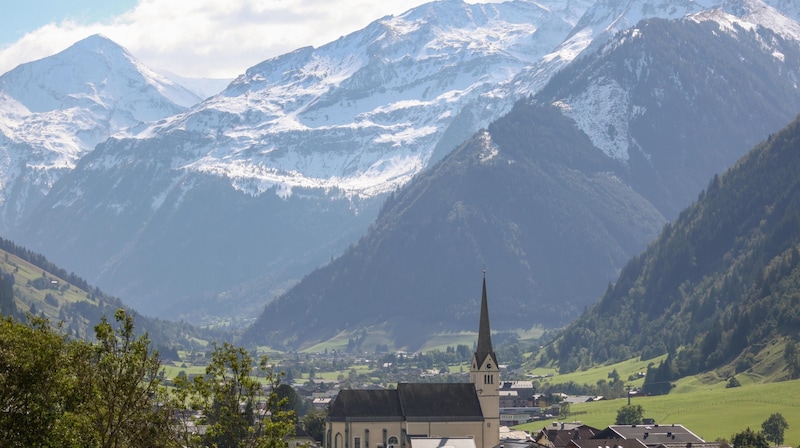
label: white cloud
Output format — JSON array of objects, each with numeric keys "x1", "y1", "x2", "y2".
[{"x1": 0, "y1": 0, "x2": 432, "y2": 79}]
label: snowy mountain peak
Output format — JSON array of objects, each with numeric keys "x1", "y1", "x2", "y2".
[
  {"x1": 130, "y1": 0, "x2": 581, "y2": 200},
  {"x1": 0, "y1": 34, "x2": 202, "y2": 230}
]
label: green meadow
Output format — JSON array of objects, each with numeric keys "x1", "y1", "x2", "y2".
[{"x1": 515, "y1": 377, "x2": 800, "y2": 445}]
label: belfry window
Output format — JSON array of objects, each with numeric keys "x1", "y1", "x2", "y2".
[{"x1": 484, "y1": 374, "x2": 493, "y2": 384}]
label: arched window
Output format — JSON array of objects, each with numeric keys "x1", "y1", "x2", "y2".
[
  {"x1": 388, "y1": 436, "x2": 399, "y2": 447},
  {"x1": 336, "y1": 433, "x2": 344, "y2": 448}
]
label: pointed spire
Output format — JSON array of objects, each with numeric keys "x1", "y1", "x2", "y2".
[{"x1": 475, "y1": 270, "x2": 496, "y2": 367}]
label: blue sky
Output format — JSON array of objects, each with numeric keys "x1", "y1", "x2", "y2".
[
  {"x1": 1, "y1": 1, "x2": 136, "y2": 45},
  {"x1": 0, "y1": 0, "x2": 444, "y2": 78}
]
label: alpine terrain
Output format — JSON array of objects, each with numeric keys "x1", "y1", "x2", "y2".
[
  {"x1": 544, "y1": 110, "x2": 800, "y2": 383},
  {"x1": 9, "y1": 0, "x2": 597, "y2": 321},
  {"x1": 3, "y1": 0, "x2": 800, "y2": 336},
  {"x1": 0, "y1": 34, "x2": 201, "y2": 230},
  {"x1": 244, "y1": 7, "x2": 800, "y2": 349}
]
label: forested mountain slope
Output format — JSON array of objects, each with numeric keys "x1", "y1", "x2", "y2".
[
  {"x1": 242, "y1": 101, "x2": 665, "y2": 350},
  {"x1": 546, "y1": 113, "x2": 800, "y2": 380},
  {"x1": 244, "y1": 15, "x2": 800, "y2": 350},
  {"x1": 0, "y1": 236, "x2": 207, "y2": 350}
]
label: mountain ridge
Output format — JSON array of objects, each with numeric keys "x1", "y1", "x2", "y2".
[
  {"x1": 544, "y1": 111, "x2": 800, "y2": 380},
  {"x1": 4, "y1": 0, "x2": 800, "y2": 328},
  {"x1": 243, "y1": 13, "x2": 800, "y2": 350},
  {"x1": 0, "y1": 34, "x2": 201, "y2": 230}
]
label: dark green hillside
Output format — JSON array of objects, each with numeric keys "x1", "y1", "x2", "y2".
[
  {"x1": 243, "y1": 101, "x2": 665, "y2": 350},
  {"x1": 0, "y1": 236, "x2": 209, "y2": 348},
  {"x1": 547, "y1": 114, "x2": 800, "y2": 378}
]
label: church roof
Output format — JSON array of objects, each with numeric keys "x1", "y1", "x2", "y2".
[
  {"x1": 328, "y1": 383, "x2": 484, "y2": 422},
  {"x1": 474, "y1": 275, "x2": 497, "y2": 367},
  {"x1": 327, "y1": 389, "x2": 404, "y2": 421},
  {"x1": 398, "y1": 383, "x2": 483, "y2": 420}
]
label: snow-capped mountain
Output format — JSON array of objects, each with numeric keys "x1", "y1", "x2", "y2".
[
  {"x1": 243, "y1": 11, "x2": 800, "y2": 350},
  {"x1": 0, "y1": 34, "x2": 201, "y2": 229},
  {"x1": 534, "y1": 1, "x2": 800, "y2": 217},
  {"x1": 9, "y1": 0, "x2": 800, "y2": 324},
  {"x1": 11, "y1": 0, "x2": 598, "y2": 320},
  {"x1": 132, "y1": 0, "x2": 594, "y2": 200}
]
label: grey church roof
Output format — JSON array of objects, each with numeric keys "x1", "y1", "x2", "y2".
[
  {"x1": 398, "y1": 383, "x2": 483, "y2": 421},
  {"x1": 328, "y1": 383, "x2": 484, "y2": 422},
  {"x1": 327, "y1": 389, "x2": 404, "y2": 421}
]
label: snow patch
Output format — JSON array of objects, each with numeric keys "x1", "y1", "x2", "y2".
[{"x1": 557, "y1": 79, "x2": 633, "y2": 161}]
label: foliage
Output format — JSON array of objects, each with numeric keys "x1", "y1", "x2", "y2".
[
  {"x1": 731, "y1": 428, "x2": 770, "y2": 448},
  {"x1": 302, "y1": 409, "x2": 328, "y2": 443},
  {"x1": 726, "y1": 377, "x2": 741, "y2": 388},
  {"x1": 0, "y1": 271, "x2": 17, "y2": 318},
  {"x1": 0, "y1": 310, "x2": 174, "y2": 448},
  {"x1": 69, "y1": 309, "x2": 173, "y2": 447},
  {"x1": 559, "y1": 401, "x2": 571, "y2": 418},
  {"x1": 0, "y1": 316, "x2": 68, "y2": 447},
  {"x1": 615, "y1": 404, "x2": 644, "y2": 425},
  {"x1": 174, "y1": 342, "x2": 295, "y2": 448},
  {"x1": 641, "y1": 357, "x2": 675, "y2": 395},
  {"x1": 761, "y1": 413, "x2": 789, "y2": 445},
  {"x1": 545, "y1": 112, "x2": 800, "y2": 376}
]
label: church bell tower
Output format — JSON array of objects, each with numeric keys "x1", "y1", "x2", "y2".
[{"x1": 470, "y1": 272, "x2": 499, "y2": 448}]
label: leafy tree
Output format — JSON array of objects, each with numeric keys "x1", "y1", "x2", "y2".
[
  {"x1": 178, "y1": 342, "x2": 295, "y2": 448},
  {"x1": 615, "y1": 404, "x2": 644, "y2": 425},
  {"x1": 0, "y1": 310, "x2": 175, "y2": 448},
  {"x1": 559, "y1": 401, "x2": 571, "y2": 418},
  {"x1": 731, "y1": 428, "x2": 769, "y2": 448},
  {"x1": 0, "y1": 316, "x2": 67, "y2": 447},
  {"x1": 726, "y1": 376, "x2": 741, "y2": 388},
  {"x1": 302, "y1": 409, "x2": 328, "y2": 443},
  {"x1": 66, "y1": 308, "x2": 173, "y2": 447},
  {"x1": 275, "y1": 383, "x2": 307, "y2": 416},
  {"x1": 761, "y1": 413, "x2": 789, "y2": 445}
]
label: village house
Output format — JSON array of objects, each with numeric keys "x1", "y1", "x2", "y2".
[
  {"x1": 593, "y1": 424, "x2": 704, "y2": 448},
  {"x1": 325, "y1": 275, "x2": 501, "y2": 448}
]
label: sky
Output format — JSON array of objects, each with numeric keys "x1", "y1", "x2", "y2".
[{"x1": 0, "y1": 0, "x2": 458, "y2": 79}]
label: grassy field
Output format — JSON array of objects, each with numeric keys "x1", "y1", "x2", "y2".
[
  {"x1": 529, "y1": 355, "x2": 669, "y2": 390},
  {"x1": 515, "y1": 377, "x2": 800, "y2": 445},
  {"x1": 4, "y1": 250, "x2": 94, "y2": 318}
]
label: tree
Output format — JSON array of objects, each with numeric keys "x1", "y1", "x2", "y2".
[
  {"x1": 275, "y1": 383, "x2": 307, "y2": 416},
  {"x1": 67, "y1": 308, "x2": 173, "y2": 448},
  {"x1": 0, "y1": 316, "x2": 67, "y2": 447},
  {"x1": 0, "y1": 310, "x2": 175, "y2": 448},
  {"x1": 731, "y1": 428, "x2": 769, "y2": 448},
  {"x1": 726, "y1": 376, "x2": 741, "y2": 388},
  {"x1": 615, "y1": 404, "x2": 644, "y2": 425},
  {"x1": 761, "y1": 413, "x2": 789, "y2": 445},
  {"x1": 178, "y1": 342, "x2": 295, "y2": 448},
  {"x1": 559, "y1": 401, "x2": 571, "y2": 418},
  {"x1": 302, "y1": 409, "x2": 328, "y2": 443}
]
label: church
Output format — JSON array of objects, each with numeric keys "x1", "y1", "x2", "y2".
[{"x1": 325, "y1": 275, "x2": 500, "y2": 448}]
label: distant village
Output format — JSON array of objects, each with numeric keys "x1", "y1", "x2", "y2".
[{"x1": 170, "y1": 279, "x2": 723, "y2": 448}]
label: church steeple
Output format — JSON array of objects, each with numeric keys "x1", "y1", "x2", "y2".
[
  {"x1": 471, "y1": 271, "x2": 499, "y2": 448},
  {"x1": 475, "y1": 272, "x2": 497, "y2": 368}
]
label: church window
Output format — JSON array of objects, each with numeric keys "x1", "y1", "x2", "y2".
[
  {"x1": 355, "y1": 436, "x2": 362, "y2": 448},
  {"x1": 486, "y1": 363, "x2": 492, "y2": 369},
  {"x1": 484, "y1": 374, "x2": 494, "y2": 384},
  {"x1": 388, "y1": 436, "x2": 399, "y2": 446}
]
